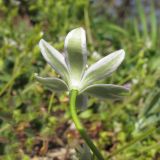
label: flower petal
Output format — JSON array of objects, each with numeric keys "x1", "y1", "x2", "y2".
[
  {"x1": 39, "y1": 39, "x2": 69, "y2": 82},
  {"x1": 81, "y1": 84, "x2": 129, "y2": 99},
  {"x1": 64, "y1": 27, "x2": 87, "y2": 81},
  {"x1": 81, "y1": 49, "x2": 125, "y2": 87},
  {"x1": 34, "y1": 74, "x2": 68, "y2": 91}
]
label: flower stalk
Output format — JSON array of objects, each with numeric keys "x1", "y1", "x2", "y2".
[{"x1": 70, "y1": 89, "x2": 105, "y2": 160}]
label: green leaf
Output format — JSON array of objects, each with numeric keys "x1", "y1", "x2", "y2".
[
  {"x1": 140, "y1": 89, "x2": 160, "y2": 117},
  {"x1": 150, "y1": 1, "x2": 157, "y2": 48},
  {"x1": 81, "y1": 49, "x2": 125, "y2": 88},
  {"x1": 136, "y1": 0, "x2": 148, "y2": 39},
  {"x1": 64, "y1": 27, "x2": 87, "y2": 81},
  {"x1": 39, "y1": 39, "x2": 70, "y2": 82},
  {"x1": 34, "y1": 74, "x2": 68, "y2": 91},
  {"x1": 81, "y1": 84, "x2": 129, "y2": 99},
  {"x1": 76, "y1": 94, "x2": 88, "y2": 111},
  {"x1": 136, "y1": 115, "x2": 160, "y2": 130},
  {"x1": 76, "y1": 144, "x2": 93, "y2": 160}
]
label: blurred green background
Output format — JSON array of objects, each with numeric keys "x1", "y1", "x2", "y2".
[{"x1": 0, "y1": 0, "x2": 160, "y2": 159}]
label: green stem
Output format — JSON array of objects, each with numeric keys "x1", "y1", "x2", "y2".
[{"x1": 69, "y1": 89, "x2": 104, "y2": 160}]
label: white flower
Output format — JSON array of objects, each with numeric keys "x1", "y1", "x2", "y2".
[{"x1": 35, "y1": 27, "x2": 129, "y2": 104}]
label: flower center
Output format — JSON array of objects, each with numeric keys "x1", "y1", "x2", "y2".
[{"x1": 70, "y1": 79, "x2": 80, "y2": 90}]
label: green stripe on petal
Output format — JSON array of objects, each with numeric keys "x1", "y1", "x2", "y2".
[
  {"x1": 34, "y1": 74, "x2": 68, "y2": 91},
  {"x1": 39, "y1": 39, "x2": 70, "y2": 82},
  {"x1": 81, "y1": 84, "x2": 129, "y2": 99},
  {"x1": 64, "y1": 27, "x2": 87, "y2": 82},
  {"x1": 81, "y1": 49, "x2": 125, "y2": 88}
]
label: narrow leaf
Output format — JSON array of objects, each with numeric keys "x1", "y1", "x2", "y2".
[
  {"x1": 76, "y1": 144, "x2": 93, "y2": 160},
  {"x1": 76, "y1": 94, "x2": 88, "y2": 111},
  {"x1": 150, "y1": 1, "x2": 157, "y2": 48},
  {"x1": 136, "y1": 0, "x2": 148, "y2": 39}
]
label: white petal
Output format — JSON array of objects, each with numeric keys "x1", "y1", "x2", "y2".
[
  {"x1": 81, "y1": 84, "x2": 129, "y2": 99},
  {"x1": 81, "y1": 49, "x2": 125, "y2": 87},
  {"x1": 34, "y1": 74, "x2": 68, "y2": 91},
  {"x1": 64, "y1": 27, "x2": 87, "y2": 82},
  {"x1": 39, "y1": 39, "x2": 70, "y2": 82}
]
